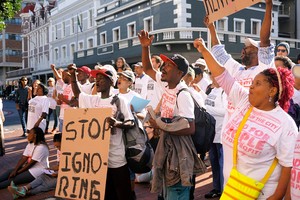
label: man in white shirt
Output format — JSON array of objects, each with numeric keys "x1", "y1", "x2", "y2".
[
  {"x1": 205, "y1": 1, "x2": 274, "y2": 122},
  {"x1": 133, "y1": 62, "x2": 149, "y2": 99},
  {"x1": 139, "y1": 30, "x2": 204, "y2": 200},
  {"x1": 69, "y1": 64, "x2": 134, "y2": 200}
]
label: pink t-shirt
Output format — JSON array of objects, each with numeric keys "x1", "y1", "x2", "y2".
[
  {"x1": 57, "y1": 79, "x2": 74, "y2": 120},
  {"x1": 291, "y1": 132, "x2": 300, "y2": 199},
  {"x1": 216, "y1": 70, "x2": 298, "y2": 199}
]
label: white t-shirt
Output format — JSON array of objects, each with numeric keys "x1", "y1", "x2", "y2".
[
  {"x1": 47, "y1": 86, "x2": 57, "y2": 110},
  {"x1": 291, "y1": 132, "x2": 300, "y2": 200},
  {"x1": 197, "y1": 77, "x2": 211, "y2": 92},
  {"x1": 27, "y1": 96, "x2": 50, "y2": 132},
  {"x1": 216, "y1": 71, "x2": 298, "y2": 199},
  {"x1": 146, "y1": 78, "x2": 164, "y2": 109},
  {"x1": 205, "y1": 87, "x2": 227, "y2": 143},
  {"x1": 23, "y1": 143, "x2": 49, "y2": 178},
  {"x1": 155, "y1": 72, "x2": 194, "y2": 119},
  {"x1": 57, "y1": 79, "x2": 74, "y2": 120},
  {"x1": 133, "y1": 74, "x2": 150, "y2": 99},
  {"x1": 78, "y1": 81, "x2": 94, "y2": 95},
  {"x1": 188, "y1": 86, "x2": 205, "y2": 108},
  {"x1": 79, "y1": 92, "x2": 133, "y2": 168}
]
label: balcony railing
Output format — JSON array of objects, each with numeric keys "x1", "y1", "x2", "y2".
[{"x1": 75, "y1": 27, "x2": 300, "y2": 60}]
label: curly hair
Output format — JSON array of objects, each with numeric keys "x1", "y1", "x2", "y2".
[{"x1": 260, "y1": 67, "x2": 294, "y2": 111}]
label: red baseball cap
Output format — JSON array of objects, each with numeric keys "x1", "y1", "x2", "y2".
[{"x1": 77, "y1": 66, "x2": 91, "y2": 76}]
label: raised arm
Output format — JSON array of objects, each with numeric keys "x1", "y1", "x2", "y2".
[
  {"x1": 68, "y1": 64, "x2": 81, "y2": 98},
  {"x1": 138, "y1": 30, "x2": 157, "y2": 81},
  {"x1": 204, "y1": 16, "x2": 221, "y2": 47},
  {"x1": 260, "y1": 0, "x2": 273, "y2": 47},
  {"x1": 50, "y1": 64, "x2": 62, "y2": 80},
  {"x1": 193, "y1": 38, "x2": 225, "y2": 77}
]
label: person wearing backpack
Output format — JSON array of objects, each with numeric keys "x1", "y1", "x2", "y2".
[
  {"x1": 113, "y1": 69, "x2": 148, "y2": 199},
  {"x1": 204, "y1": 75, "x2": 227, "y2": 199},
  {"x1": 69, "y1": 64, "x2": 135, "y2": 200},
  {"x1": 138, "y1": 30, "x2": 206, "y2": 200}
]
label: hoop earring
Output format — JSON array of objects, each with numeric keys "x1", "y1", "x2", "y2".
[{"x1": 269, "y1": 96, "x2": 272, "y2": 102}]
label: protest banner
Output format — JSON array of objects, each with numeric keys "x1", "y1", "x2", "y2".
[
  {"x1": 55, "y1": 108, "x2": 112, "y2": 200},
  {"x1": 203, "y1": 0, "x2": 262, "y2": 23}
]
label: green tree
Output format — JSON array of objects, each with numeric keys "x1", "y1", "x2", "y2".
[{"x1": 0, "y1": 0, "x2": 22, "y2": 31}]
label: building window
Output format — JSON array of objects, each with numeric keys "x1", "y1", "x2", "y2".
[
  {"x1": 71, "y1": 18, "x2": 75, "y2": 34},
  {"x1": 216, "y1": 18, "x2": 228, "y2": 31},
  {"x1": 100, "y1": 32, "x2": 106, "y2": 45},
  {"x1": 54, "y1": 48, "x2": 59, "y2": 60},
  {"x1": 62, "y1": 46, "x2": 66, "y2": 59},
  {"x1": 54, "y1": 25, "x2": 58, "y2": 40},
  {"x1": 88, "y1": 38, "x2": 94, "y2": 48},
  {"x1": 144, "y1": 17, "x2": 153, "y2": 32},
  {"x1": 70, "y1": 44, "x2": 75, "y2": 59},
  {"x1": 113, "y1": 27, "x2": 120, "y2": 42},
  {"x1": 127, "y1": 22, "x2": 136, "y2": 38},
  {"x1": 251, "y1": 19, "x2": 261, "y2": 35},
  {"x1": 62, "y1": 22, "x2": 66, "y2": 37},
  {"x1": 234, "y1": 19, "x2": 245, "y2": 33},
  {"x1": 88, "y1": 9, "x2": 93, "y2": 28},
  {"x1": 78, "y1": 42, "x2": 84, "y2": 50}
]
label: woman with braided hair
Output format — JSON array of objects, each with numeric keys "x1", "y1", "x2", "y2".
[{"x1": 194, "y1": 37, "x2": 298, "y2": 199}]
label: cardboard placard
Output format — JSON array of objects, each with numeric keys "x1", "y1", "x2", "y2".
[
  {"x1": 55, "y1": 108, "x2": 112, "y2": 200},
  {"x1": 203, "y1": 0, "x2": 262, "y2": 23}
]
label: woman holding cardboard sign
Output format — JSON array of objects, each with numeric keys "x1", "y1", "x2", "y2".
[{"x1": 193, "y1": 36, "x2": 298, "y2": 199}]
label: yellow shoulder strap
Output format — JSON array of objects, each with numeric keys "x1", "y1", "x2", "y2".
[{"x1": 232, "y1": 106, "x2": 278, "y2": 184}]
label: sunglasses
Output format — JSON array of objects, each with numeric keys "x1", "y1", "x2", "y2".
[
  {"x1": 21, "y1": 79, "x2": 28, "y2": 82},
  {"x1": 277, "y1": 49, "x2": 286, "y2": 53}
]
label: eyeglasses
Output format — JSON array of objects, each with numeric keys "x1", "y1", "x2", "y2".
[
  {"x1": 277, "y1": 49, "x2": 286, "y2": 53},
  {"x1": 21, "y1": 79, "x2": 28, "y2": 82}
]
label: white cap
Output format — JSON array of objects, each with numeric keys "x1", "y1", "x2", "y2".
[{"x1": 244, "y1": 38, "x2": 259, "y2": 48}]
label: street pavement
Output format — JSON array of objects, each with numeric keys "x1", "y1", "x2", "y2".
[{"x1": 0, "y1": 99, "x2": 215, "y2": 200}]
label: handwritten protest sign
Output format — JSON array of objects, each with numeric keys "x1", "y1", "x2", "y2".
[
  {"x1": 55, "y1": 108, "x2": 112, "y2": 200},
  {"x1": 203, "y1": 0, "x2": 262, "y2": 23}
]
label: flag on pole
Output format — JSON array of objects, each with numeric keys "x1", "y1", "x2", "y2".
[
  {"x1": 43, "y1": 0, "x2": 49, "y2": 7},
  {"x1": 77, "y1": 15, "x2": 83, "y2": 32},
  {"x1": 28, "y1": 10, "x2": 34, "y2": 16},
  {"x1": 34, "y1": 0, "x2": 42, "y2": 12}
]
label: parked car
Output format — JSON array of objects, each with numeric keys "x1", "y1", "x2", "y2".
[{"x1": 8, "y1": 91, "x2": 16, "y2": 101}]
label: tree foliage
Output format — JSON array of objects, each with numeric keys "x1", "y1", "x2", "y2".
[{"x1": 0, "y1": 0, "x2": 22, "y2": 31}]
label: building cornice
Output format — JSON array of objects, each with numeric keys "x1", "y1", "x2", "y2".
[{"x1": 95, "y1": 0, "x2": 148, "y2": 21}]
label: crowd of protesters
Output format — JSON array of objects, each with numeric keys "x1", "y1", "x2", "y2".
[{"x1": 2, "y1": 0, "x2": 300, "y2": 199}]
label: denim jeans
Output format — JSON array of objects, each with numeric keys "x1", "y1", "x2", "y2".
[
  {"x1": 45, "y1": 108, "x2": 58, "y2": 131},
  {"x1": 166, "y1": 181, "x2": 191, "y2": 200},
  {"x1": 209, "y1": 143, "x2": 224, "y2": 192},
  {"x1": 17, "y1": 105, "x2": 28, "y2": 134},
  {"x1": 59, "y1": 119, "x2": 63, "y2": 133}
]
